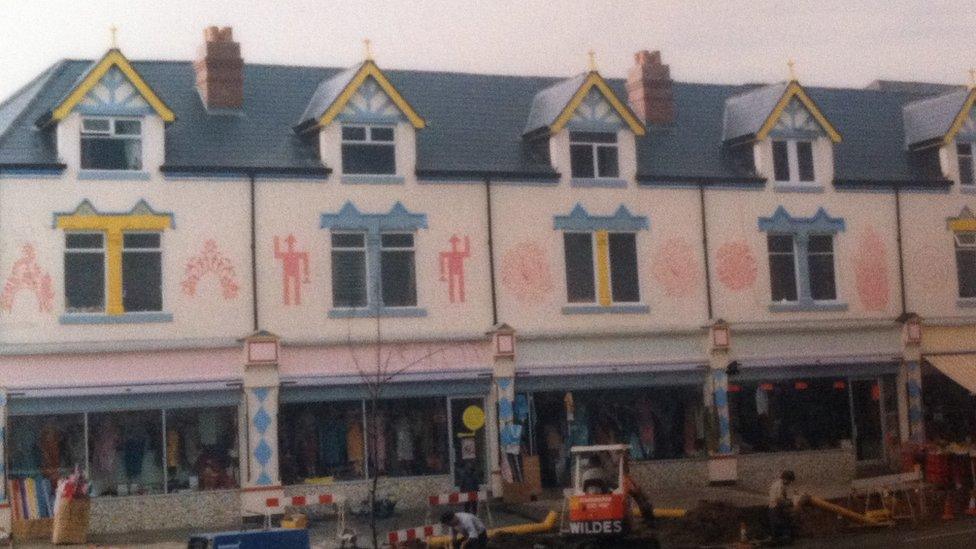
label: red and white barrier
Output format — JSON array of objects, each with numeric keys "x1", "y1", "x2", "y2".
[
  {"x1": 427, "y1": 490, "x2": 488, "y2": 506},
  {"x1": 387, "y1": 524, "x2": 443, "y2": 545},
  {"x1": 265, "y1": 493, "x2": 338, "y2": 512}
]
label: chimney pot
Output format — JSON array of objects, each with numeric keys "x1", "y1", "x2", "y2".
[
  {"x1": 195, "y1": 25, "x2": 244, "y2": 110},
  {"x1": 627, "y1": 49, "x2": 674, "y2": 125}
]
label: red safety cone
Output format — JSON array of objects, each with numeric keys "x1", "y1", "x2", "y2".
[
  {"x1": 966, "y1": 491, "x2": 976, "y2": 516},
  {"x1": 942, "y1": 493, "x2": 956, "y2": 521}
]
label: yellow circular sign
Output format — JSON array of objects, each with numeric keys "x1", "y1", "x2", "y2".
[{"x1": 462, "y1": 405, "x2": 485, "y2": 431}]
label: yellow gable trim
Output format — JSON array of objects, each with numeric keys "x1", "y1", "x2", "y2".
[
  {"x1": 51, "y1": 49, "x2": 175, "y2": 123},
  {"x1": 943, "y1": 89, "x2": 976, "y2": 146},
  {"x1": 949, "y1": 219, "x2": 976, "y2": 232},
  {"x1": 56, "y1": 213, "x2": 172, "y2": 233},
  {"x1": 755, "y1": 81, "x2": 842, "y2": 143},
  {"x1": 550, "y1": 72, "x2": 646, "y2": 136},
  {"x1": 317, "y1": 61, "x2": 426, "y2": 129}
]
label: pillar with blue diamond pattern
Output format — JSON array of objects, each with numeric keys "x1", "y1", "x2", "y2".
[
  {"x1": 711, "y1": 370, "x2": 733, "y2": 455},
  {"x1": 906, "y1": 360, "x2": 924, "y2": 444}
]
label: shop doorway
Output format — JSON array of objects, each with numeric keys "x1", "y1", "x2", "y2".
[
  {"x1": 850, "y1": 378, "x2": 885, "y2": 463},
  {"x1": 448, "y1": 396, "x2": 487, "y2": 488}
]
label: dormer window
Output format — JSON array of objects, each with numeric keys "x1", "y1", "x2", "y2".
[
  {"x1": 570, "y1": 131, "x2": 619, "y2": 179},
  {"x1": 81, "y1": 117, "x2": 143, "y2": 171},
  {"x1": 958, "y1": 143, "x2": 975, "y2": 187},
  {"x1": 341, "y1": 125, "x2": 395, "y2": 175},
  {"x1": 771, "y1": 139, "x2": 815, "y2": 183}
]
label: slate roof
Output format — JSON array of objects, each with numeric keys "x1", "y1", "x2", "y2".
[
  {"x1": 902, "y1": 88, "x2": 971, "y2": 148},
  {"x1": 297, "y1": 64, "x2": 360, "y2": 127},
  {"x1": 0, "y1": 57, "x2": 960, "y2": 184},
  {"x1": 721, "y1": 81, "x2": 789, "y2": 142},
  {"x1": 523, "y1": 73, "x2": 586, "y2": 136}
]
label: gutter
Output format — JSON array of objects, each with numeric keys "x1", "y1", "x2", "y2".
[
  {"x1": 637, "y1": 173, "x2": 766, "y2": 187},
  {"x1": 833, "y1": 178, "x2": 953, "y2": 190},
  {"x1": 485, "y1": 176, "x2": 499, "y2": 325},
  {"x1": 159, "y1": 165, "x2": 330, "y2": 178},
  {"x1": 416, "y1": 169, "x2": 559, "y2": 183},
  {"x1": 0, "y1": 162, "x2": 67, "y2": 175}
]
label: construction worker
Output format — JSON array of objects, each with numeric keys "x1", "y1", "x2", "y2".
[
  {"x1": 768, "y1": 470, "x2": 800, "y2": 545},
  {"x1": 440, "y1": 510, "x2": 488, "y2": 549}
]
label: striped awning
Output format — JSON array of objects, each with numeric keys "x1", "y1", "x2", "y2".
[{"x1": 925, "y1": 354, "x2": 976, "y2": 394}]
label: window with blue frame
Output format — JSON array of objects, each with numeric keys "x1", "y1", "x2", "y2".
[
  {"x1": 759, "y1": 207, "x2": 845, "y2": 311},
  {"x1": 954, "y1": 232, "x2": 976, "y2": 298},
  {"x1": 341, "y1": 125, "x2": 396, "y2": 175},
  {"x1": 958, "y1": 143, "x2": 975, "y2": 187},
  {"x1": 569, "y1": 131, "x2": 619, "y2": 179},
  {"x1": 322, "y1": 202, "x2": 427, "y2": 317},
  {"x1": 81, "y1": 117, "x2": 143, "y2": 171}
]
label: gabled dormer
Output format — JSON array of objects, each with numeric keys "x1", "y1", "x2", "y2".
[
  {"x1": 723, "y1": 79, "x2": 841, "y2": 191},
  {"x1": 295, "y1": 56, "x2": 425, "y2": 184},
  {"x1": 903, "y1": 86, "x2": 976, "y2": 192},
  {"x1": 523, "y1": 64, "x2": 645, "y2": 188},
  {"x1": 36, "y1": 48, "x2": 173, "y2": 180}
]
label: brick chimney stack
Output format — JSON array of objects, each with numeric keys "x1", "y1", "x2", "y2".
[
  {"x1": 195, "y1": 26, "x2": 244, "y2": 110},
  {"x1": 627, "y1": 50, "x2": 674, "y2": 125}
]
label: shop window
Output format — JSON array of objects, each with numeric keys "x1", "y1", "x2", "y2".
[
  {"x1": 88, "y1": 410, "x2": 164, "y2": 496},
  {"x1": 64, "y1": 233, "x2": 105, "y2": 312},
  {"x1": 954, "y1": 232, "x2": 976, "y2": 298},
  {"x1": 341, "y1": 125, "x2": 396, "y2": 175},
  {"x1": 569, "y1": 131, "x2": 619, "y2": 179},
  {"x1": 728, "y1": 379, "x2": 852, "y2": 453},
  {"x1": 279, "y1": 401, "x2": 366, "y2": 484},
  {"x1": 81, "y1": 117, "x2": 143, "y2": 171},
  {"x1": 164, "y1": 408, "x2": 239, "y2": 493},
  {"x1": 375, "y1": 397, "x2": 450, "y2": 477},
  {"x1": 9, "y1": 414, "x2": 86, "y2": 492}
]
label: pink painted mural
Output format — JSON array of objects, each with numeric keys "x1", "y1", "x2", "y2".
[
  {"x1": 500, "y1": 241, "x2": 554, "y2": 304},
  {"x1": 853, "y1": 228, "x2": 889, "y2": 311},
  {"x1": 274, "y1": 234, "x2": 310, "y2": 305},
  {"x1": 182, "y1": 239, "x2": 240, "y2": 299},
  {"x1": 715, "y1": 240, "x2": 757, "y2": 291},
  {"x1": 439, "y1": 234, "x2": 470, "y2": 303},
  {"x1": 0, "y1": 243, "x2": 54, "y2": 313},
  {"x1": 651, "y1": 237, "x2": 699, "y2": 297}
]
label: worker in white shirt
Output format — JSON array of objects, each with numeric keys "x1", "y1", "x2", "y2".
[
  {"x1": 440, "y1": 510, "x2": 488, "y2": 549},
  {"x1": 768, "y1": 470, "x2": 803, "y2": 544}
]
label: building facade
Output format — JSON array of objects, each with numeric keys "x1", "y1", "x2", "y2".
[{"x1": 0, "y1": 27, "x2": 975, "y2": 532}]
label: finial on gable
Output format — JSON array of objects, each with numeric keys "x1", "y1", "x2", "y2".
[
  {"x1": 364, "y1": 38, "x2": 374, "y2": 61},
  {"x1": 110, "y1": 24, "x2": 118, "y2": 49},
  {"x1": 587, "y1": 49, "x2": 598, "y2": 72},
  {"x1": 787, "y1": 58, "x2": 797, "y2": 81}
]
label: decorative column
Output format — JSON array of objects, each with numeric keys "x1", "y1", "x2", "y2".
[
  {"x1": 0, "y1": 390, "x2": 9, "y2": 534},
  {"x1": 900, "y1": 314, "x2": 925, "y2": 444},
  {"x1": 240, "y1": 331, "x2": 283, "y2": 516},
  {"x1": 707, "y1": 319, "x2": 737, "y2": 485},
  {"x1": 489, "y1": 324, "x2": 516, "y2": 497}
]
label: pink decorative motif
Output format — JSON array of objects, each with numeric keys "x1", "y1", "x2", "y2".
[
  {"x1": 181, "y1": 239, "x2": 240, "y2": 300},
  {"x1": 651, "y1": 237, "x2": 699, "y2": 297},
  {"x1": 854, "y1": 228, "x2": 889, "y2": 311},
  {"x1": 439, "y1": 235, "x2": 470, "y2": 303},
  {"x1": 0, "y1": 244, "x2": 54, "y2": 313},
  {"x1": 716, "y1": 240, "x2": 757, "y2": 291},
  {"x1": 500, "y1": 241, "x2": 554, "y2": 304},
  {"x1": 274, "y1": 234, "x2": 310, "y2": 305}
]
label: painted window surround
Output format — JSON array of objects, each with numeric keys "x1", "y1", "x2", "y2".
[
  {"x1": 320, "y1": 121, "x2": 414, "y2": 185},
  {"x1": 54, "y1": 199, "x2": 174, "y2": 324},
  {"x1": 551, "y1": 128, "x2": 636, "y2": 188},
  {"x1": 554, "y1": 203, "x2": 649, "y2": 315},
  {"x1": 758, "y1": 206, "x2": 847, "y2": 312},
  {"x1": 942, "y1": 140, "x2": 976, "y2": 194},
  {"x1": 947, "y1": 206, "x2": 976, "y2": 306},
  {"x1": 57, "y1": 113, "x2": 164, "y2": 180},
  {"x1": 320, "y1": 201, "x2": 428, "y2": 318}
]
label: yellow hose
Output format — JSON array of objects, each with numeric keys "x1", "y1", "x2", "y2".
[
  {"x1": 632, "y1": 507, "x2": 687, "y2": 519},
  {"x1": 426, "y1": 511, "x2": 559, "y2": 547},
  {"x1": 808, "y1": 496, "x2": 882, "y2": 526}
]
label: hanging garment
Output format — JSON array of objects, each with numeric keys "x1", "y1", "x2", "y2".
[
  {"x1": 167, "y1": 429, "x2": 181, "y2": 469},
  {"x1": 93, "y1": 421, "x2": 120, "y2": 475},
  {"x1": 39, "y1": 423, "x2": 62, "y2": 486},
  {"x1": 123, "y1": 434, "x2": 146, "y2": 479},
  {"x1": 197, "y1": 409, "x2": 220, "y2": 446},
  {"x1": 395, "y1": 417, "x2": 414, "y2": 461},
  {"x1": 319, "y1": 416, "x2": 347, "y2": 468},
  {"x1": 346, "y1": 416, "x2": 364, "y2": 474}
]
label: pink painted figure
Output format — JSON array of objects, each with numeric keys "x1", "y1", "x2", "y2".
[
  {"x1": 500, "y1": 241, "x2": 555, "y2": 304},
  {"x1": 854, "y1": 228, "x2": 889, "y2": 311},
  {"x1": 651, "y1": 237, "x2": 699, "y2": 297},
  {"x1": 439, "y1": 234, "x2": 471, "y2": 303},
  {"x1": 274, "y1": 234, "x2": 310, "y2": 305},
  {"x1": 182, "y1": 239, "x2": 240, "y2": 299},
  {"x1": 716, "y1": 240, "x2": 757, "y2": 291},
  {"x1": 0, "y1": 243, "x2": 54, "y2": 313}
]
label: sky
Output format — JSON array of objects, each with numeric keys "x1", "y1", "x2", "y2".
[{"x1": 1, "y1": 0, "x2": 975, "y2": 101}]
